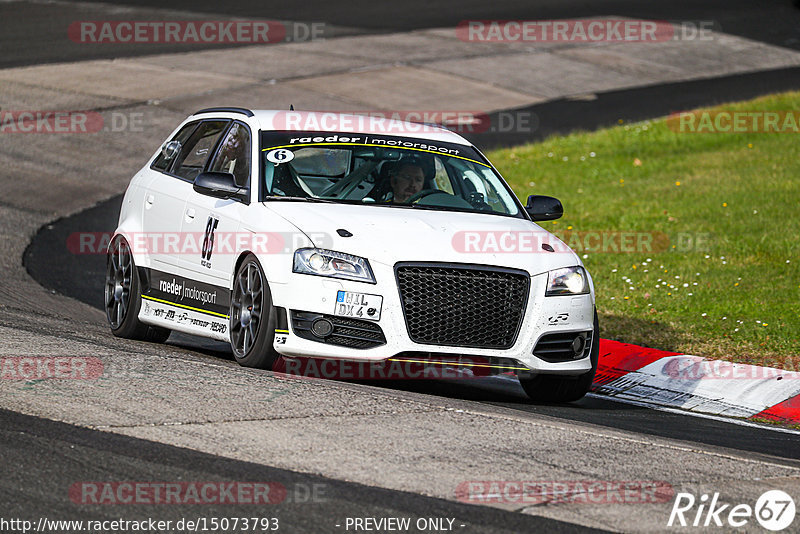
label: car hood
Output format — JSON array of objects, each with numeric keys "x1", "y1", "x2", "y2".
[{"x1": 263, "y1": 202, "x2": 581, "y2": 275}]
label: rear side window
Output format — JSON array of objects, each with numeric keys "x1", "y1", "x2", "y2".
[
  {"x1": 152, "y1": 121, "x2": 198, "y2": 171},
  {"x1": 172, "y1": 121, "x2": 229, "y2": 182}
]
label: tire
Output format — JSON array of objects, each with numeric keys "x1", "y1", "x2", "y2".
[
  {"x1": 519, "y1": 310, "x2": 600, "y2": 403},
  {"x1": 229, "y1": 254, "x2": 280, "y2": 369},
  {"x1": 104, "y1": 236, "x2": 171, "y2": 343}
]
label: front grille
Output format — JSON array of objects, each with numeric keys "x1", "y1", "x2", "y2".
[
  {"x1": 291, "y1": 311, "x2": 386, "y2": 349},
  {"x1": 395, "y1": 263, "x2": 529, "y2": 349},
  {"x1": 533, "y1": 330, "x2": 593, "y2": 362}
]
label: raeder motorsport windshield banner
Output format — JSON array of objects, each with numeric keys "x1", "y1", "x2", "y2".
[{"x1": 260, "y1": 130, "x2": 488, "y2": 166}]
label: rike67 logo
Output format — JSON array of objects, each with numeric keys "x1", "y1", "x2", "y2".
[{"x1": 668, "y1": 490, "x2": 795, "y2": 531}]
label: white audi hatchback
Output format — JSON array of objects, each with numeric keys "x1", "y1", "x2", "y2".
[{"x1": 106, "y1": 108, "x2": 598, "y2": 401}]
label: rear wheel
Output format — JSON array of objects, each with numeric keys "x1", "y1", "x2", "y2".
[
  {"x1": 104, "y1": 236, "x2": 170, "y2": 343},
  {"x1": 519, "y1": 310, "x2": 599, "y2": 403},
  {"x1": 229, "y1": 254, "x2": 279, "y2": 369}
]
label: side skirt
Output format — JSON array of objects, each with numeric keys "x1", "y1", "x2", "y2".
[{"x1": 136, "y1": 267, "x2": 230, "y2": 342}]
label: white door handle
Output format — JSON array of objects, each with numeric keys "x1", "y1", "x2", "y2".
[{"x1": 185, "y1": 208, "x2": 195, "y2": 221}]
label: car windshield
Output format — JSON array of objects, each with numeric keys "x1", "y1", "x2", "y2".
[{"x1": 260, "y1": 132, "x2": 522, "y2": 217}]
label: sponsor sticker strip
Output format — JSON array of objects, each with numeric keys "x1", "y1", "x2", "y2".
[
  {"x1": 262, "y1": 138, "x2": 492, "y2": 168},
  {"x1": 141, "y1": 298, "x2": 228, "y2": 335}
]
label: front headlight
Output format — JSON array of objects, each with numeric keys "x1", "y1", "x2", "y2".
[
  {"x1": 546, "y1": 266, "x2": 589, "y2": 296},
  {"x1": 293, "y1": 248, "x2": 376, "y2": 284}
]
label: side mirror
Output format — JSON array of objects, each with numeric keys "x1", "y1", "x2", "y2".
[
  {"x1": 193, "y1": 172, "x2": 248, "y2": 203},
  {"x1": 525, "y1": 195, "x2": 563, "y2": 221}
]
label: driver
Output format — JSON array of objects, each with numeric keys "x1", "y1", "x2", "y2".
[
  {"x1": 215, "y1": 124, "x2": 249, "y2": 187},
  {"x1": 389, "y1": 162, "x2": 425, "y2": 203}
]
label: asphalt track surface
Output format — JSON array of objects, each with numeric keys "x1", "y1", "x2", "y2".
[
  {"x1": 0, "y1": 408, "x2": 604, "y2": 534},
  {"x1": 468, "y1": 66, "x2": 800, "y2": 149},
  {"x1": 24, "y1": 184, "x2": 800, "y2": 464},
  {"x1": 4, "y1": 0, "x2": 800, "y2": 68},
  {"x1": 10, "y1": 1, "x2": 800, "y2": 532}
]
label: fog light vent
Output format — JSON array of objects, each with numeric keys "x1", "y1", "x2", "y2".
[
  {"x1": 311, "y1": 318, "x2": 334, "y2": 338},
  {"x1": 571, "y1": 335, "x2": 586, "y2": 357},
  {"x1": 533, "y1": 330, "x2": 593, "y2": 362}
]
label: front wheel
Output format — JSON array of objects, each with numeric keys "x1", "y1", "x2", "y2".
[
  {"x1": 104, "y1": 236, "x2": 170, "y2": 343},
  {"x1": 519, "y1": 310, "x2": 599, "y2": 403},
  {"x1": 229, "y1": 254, "x2": 279, "y2": 369}
]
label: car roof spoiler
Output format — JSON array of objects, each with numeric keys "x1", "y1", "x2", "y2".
[{"x1": 193, "y1": 107, "x2": 255, "y2": 117}]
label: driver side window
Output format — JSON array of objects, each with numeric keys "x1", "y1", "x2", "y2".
[{"x1": 209, "y1": 122, "x2": 251, "y2": 188}]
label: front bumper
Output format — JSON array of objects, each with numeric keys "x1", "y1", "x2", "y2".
[{"x1": 269, "y1": 262, "x2": 595, "y2": 375}]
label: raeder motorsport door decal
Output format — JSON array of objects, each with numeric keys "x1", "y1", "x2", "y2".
[{"x1": 141, "y1": 268, "x2": 230, "y2": 318}]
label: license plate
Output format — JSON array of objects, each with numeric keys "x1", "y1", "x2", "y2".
[{"x1": 334, "y1": 291, "x2": 383, "y2": 321}]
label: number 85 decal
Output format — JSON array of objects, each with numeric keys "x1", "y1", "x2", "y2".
[{"x1": 201, "y1": 216, "x2": 219, "y2": 261}]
